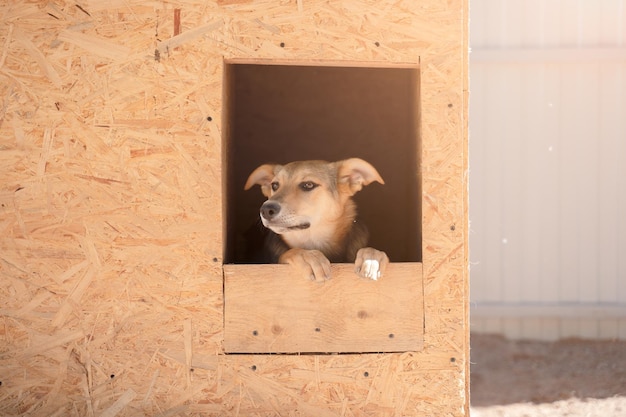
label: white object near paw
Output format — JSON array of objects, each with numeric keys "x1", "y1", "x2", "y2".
[{"x1": 362, "y1": 259, "x2": 380, "y2": 280}]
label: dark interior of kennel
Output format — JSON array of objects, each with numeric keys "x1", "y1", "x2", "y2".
[{"x1": 224, "y1": 63, "x2": 421, "y2": 264}]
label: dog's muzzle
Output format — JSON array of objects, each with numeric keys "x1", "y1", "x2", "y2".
[{"x1": 260, "y1": 201, "x2": 310, "y2": 231}]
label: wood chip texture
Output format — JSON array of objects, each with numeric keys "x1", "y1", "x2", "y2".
[{"x1": 0, "y1": 0, "x2": 469, "y2": 416}]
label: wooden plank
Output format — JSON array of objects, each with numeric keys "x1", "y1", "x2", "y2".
[
  {"x1": 521, "y1": 66, "x2": 547, "y2": 303},
  {"x1": 497, "y1": 64, "x2": 524, "y2": 305},
  {"x1": 224, "y1": 263, "x2": 423, "y2": 353},
  {"x1": 225, "y1": 57, "x2": 420, "y2": 68},
  {"x1": 471, "y1": 47, "x2": 626, "y2": 63},
  {"x1": 471, "y1": 303, "x2": 626, "y2": 319},
  {"x1": 598, "y1": 62, "x2": 624, "y2": 304},
  {"x1": 480, "y1": 64, "x2": 506, "y2": 302},
  {"x1": 537, "y1": 66, "x2": 561, "y2": 304},
  {"x1": 560, "y1": 63, "x2": 601, "y2": 303}
]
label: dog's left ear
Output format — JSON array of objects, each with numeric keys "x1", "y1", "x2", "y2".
[{"x1": 337, "y1": 158, "x2": 384, "y2": 195}]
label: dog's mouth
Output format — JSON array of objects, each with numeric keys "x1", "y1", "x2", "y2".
[
  {"x1": 287, "y1": 222, "x2": 310, "y2": 230},
  {"x1": 261, "y1": 212, "x2": 311, "y2": 233},
  {"x1": 264, "y1": 220, "x2": 311, "y2": 234}
]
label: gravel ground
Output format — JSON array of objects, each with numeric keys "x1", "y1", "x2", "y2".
[{"x1": 470, "y1": 334, "x2": 626, "y2": 417}]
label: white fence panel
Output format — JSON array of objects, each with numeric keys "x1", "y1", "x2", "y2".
[{"x1": 469, "y1": 0, "x2": 626, "y2": 339}]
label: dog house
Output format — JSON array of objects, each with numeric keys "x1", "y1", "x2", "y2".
[{"x1": 1, "y1": 1, "x2": 468, "y2": 416}]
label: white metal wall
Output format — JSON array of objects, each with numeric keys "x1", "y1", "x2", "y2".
[{"x1": 470, "y1": 0, "x2": 626, "y2": 340}]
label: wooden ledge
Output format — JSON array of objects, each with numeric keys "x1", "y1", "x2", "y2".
[{"x1": 223, "y1": 263, "x2": 423, "y2": 354}]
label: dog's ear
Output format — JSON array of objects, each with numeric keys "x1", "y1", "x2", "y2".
[
  {"x1": 336, "y1": 158, "x2": 384, "y2": 195},
  {"x1": 244, "y1": 164, "x2": 281, "y2": 197}
]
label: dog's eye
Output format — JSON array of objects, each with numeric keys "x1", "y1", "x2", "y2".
[
  {"x1": 299, "y1": 181, "x2": 318, "y2": 191},
  {"x1": 271, "y1": 182, "x2": 279, "y2": 191}
]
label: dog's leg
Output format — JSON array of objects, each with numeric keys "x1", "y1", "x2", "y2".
[
  {"x1": 354, "y1": 247, "x2": 389, "y2": 280},
  {"x1": 279, "y1": 248, "x2": 332, "y2": 282}
]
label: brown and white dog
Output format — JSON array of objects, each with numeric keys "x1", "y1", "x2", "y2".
[{"x1": 244, "y1": 158, "x2": 389, "y2": 281}]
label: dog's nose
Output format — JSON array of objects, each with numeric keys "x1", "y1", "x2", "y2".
[{"x1": 260, "y1": 201, "x2": 281, "y2": 220}]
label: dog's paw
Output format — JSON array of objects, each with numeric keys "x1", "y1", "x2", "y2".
[
  {"x1": 279, "y1": 248, "x2": 332, "y2": 282},
  {"x1": 354, "y1": 247, "x2": 389, "y2": 280}
]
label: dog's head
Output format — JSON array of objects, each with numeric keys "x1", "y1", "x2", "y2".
[{"x1": 244, "y1": 158, "x2": 384, "y2": 240}]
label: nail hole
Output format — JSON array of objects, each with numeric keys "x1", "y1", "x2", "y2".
[
  {"x1": 450, "y1": 357, "x2": 456, "y2": 363},
  {"x1": 251, "y1": 365, "x2": 257, "y2": 371},
  {"x1": 388, "y1": 333, "x2": 395, "y2": 339},
  {"x1": 315, "y1": 327, "x2": 321, "y2": 332},
  {"x1": 280, "y1": 42, "x2": 285, "y2": 47},
  {"x1": 374, "y1": 41, "x2": 380, "y2": 47},
  {"x1": 252, "y1": 330, "x2": 258, "y2": 336},
  {"x1": 363, "y1": 371, "x2": 369, "y2": 377},
  {"x1": 450, "y1": 224, "x2": 456, "y2": 231},
  {"x1": 207, "y1": 116, "x2": 213, "y2": 121}
]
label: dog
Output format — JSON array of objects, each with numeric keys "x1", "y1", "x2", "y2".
[{"x1": 244, "y1": 158, "x2": 389, "y2": 281}]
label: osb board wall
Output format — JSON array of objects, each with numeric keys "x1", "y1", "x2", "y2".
[{"x1": 0, "y1": 1, "x2": 469, "y2": 416}]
